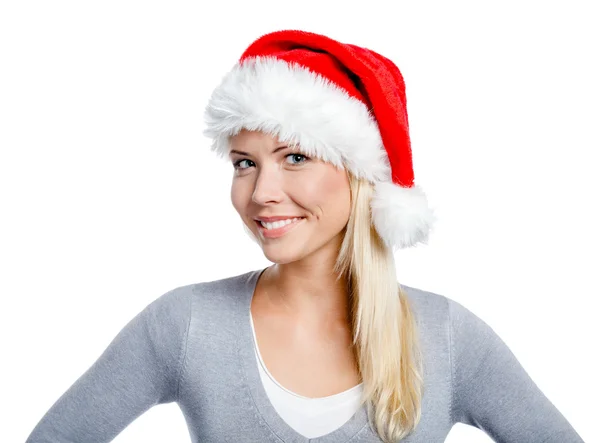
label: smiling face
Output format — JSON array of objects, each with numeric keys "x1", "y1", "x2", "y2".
[{"x1": 229, "y1": 129, "x2": 352, "y2": 265}]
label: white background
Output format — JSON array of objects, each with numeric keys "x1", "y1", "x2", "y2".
[{"x1": 2, "y1": 1, "x2": 597, "y2": 442}]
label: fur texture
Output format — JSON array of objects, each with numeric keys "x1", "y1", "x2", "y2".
[
  {"x1": 370, "y1": 181, "x2": 437, "y2": 250},
  {"x1": 203, "y1": 56, "x2": 392, "y2": 183}
]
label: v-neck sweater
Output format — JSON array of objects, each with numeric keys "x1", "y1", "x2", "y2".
[
  {"x1": 250, "y1": 307, "x2": 364, "y2": 438},
  {"x1": 26, "y1": 268, "x2": 584, "y2": 442}
]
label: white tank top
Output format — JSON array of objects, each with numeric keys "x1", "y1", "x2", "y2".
[{"x1": 249, "y1": 313, "x2": 364, "y2": 439}]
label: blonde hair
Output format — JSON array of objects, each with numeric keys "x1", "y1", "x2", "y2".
[{"x1": 332, "y1": 170, "x2": 424, "y2": 442}]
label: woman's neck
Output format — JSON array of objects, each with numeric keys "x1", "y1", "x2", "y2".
[{"x1": 260, "y1": 264, "x2": 351, "y2": 328}]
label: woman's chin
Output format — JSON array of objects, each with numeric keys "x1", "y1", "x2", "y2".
[
  {"x1": 260, "y1": 240, "x2": 308, "y2": 264},
  {"x1": 262, "y1": 249, "x2": 301, "y2": 265}
]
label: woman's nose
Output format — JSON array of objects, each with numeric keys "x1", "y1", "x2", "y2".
[{"x1": 251, "y1": 166, "x2": 284, "y2": 205}]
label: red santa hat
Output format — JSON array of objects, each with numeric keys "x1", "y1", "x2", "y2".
[{"x1": 203, "y1": 29, "x2": 436, "y2": 250}]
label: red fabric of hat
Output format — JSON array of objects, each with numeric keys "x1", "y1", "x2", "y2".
[{"x1": 239, "y1": 30, "x2": 414, "y2": 187}]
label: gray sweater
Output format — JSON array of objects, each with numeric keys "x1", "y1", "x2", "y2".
[{"x1": 26, "y1": 268, "x2": 584, "y2": 442}]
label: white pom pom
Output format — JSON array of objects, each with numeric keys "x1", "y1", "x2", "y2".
[{"x1": 370, "y1": 181, "x2": 437, "y2": 250}]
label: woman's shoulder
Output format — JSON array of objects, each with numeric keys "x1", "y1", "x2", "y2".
[
  {"x1": 158, "y1": 268, "x2": 261, "y2": 312},
  {"x1": 400, "y1": 282, "x2": 492, "y2": 337},
  {"x1": 400, "y1": 283, "x2": 453, "y2": 324},
  {"x1": 401, "y1": 282, "x2": 512, "y2": 372},
  {"x1": 173, "y1": 268, "x2": 260, "y2": 296}
]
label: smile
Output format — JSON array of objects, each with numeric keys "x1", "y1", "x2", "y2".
[{"x1": 255, "y1": 217, "x2": 306, "y2": 239}]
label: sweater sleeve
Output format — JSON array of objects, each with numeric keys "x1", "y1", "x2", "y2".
[
  {"x1": 25, "y1": 286, "x2": 192, "y2": 443},
  {"x1": 449, "y1": 297, "x2": 584, "y2": 442}
]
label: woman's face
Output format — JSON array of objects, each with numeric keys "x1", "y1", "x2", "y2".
[{"x1": 229, "y1": 129, "x2": 352, "y2": 265}]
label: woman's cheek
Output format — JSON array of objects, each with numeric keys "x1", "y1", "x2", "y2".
[{"x1": 230, "y1": 181, "x2": 246, "y2": 214}]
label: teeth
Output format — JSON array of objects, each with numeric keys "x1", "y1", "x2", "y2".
[{"x1": 260, "y1": 217, "x2": 302, "y2": 230}]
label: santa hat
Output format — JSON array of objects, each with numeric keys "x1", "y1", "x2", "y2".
[{"x1": 203, "y1": 29, "x2": 436, "y2": 250}]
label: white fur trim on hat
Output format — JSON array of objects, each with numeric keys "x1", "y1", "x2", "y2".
[
  {"x1": 370, "y1": 181, "x2": 437, "y2": 250},
  {"x1": 203, "y1": 56, "x2": 392, "y2": 184}
]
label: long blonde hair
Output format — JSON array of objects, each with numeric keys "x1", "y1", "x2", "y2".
[{"x1": 333, "y1": 170, "x2": 424, "y2": 442}]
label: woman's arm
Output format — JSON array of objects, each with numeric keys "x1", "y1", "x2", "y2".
[
  {"x1": 449, "y1": 297, "x2": 584, "y2": 442},
  {"x1": 25, "y1": 286, "x2": 192, "y2": 442}
]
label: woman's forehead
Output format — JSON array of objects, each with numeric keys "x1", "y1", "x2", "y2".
[{"x1": 229, "y1": 129, "x2": 301, "y2": 153}]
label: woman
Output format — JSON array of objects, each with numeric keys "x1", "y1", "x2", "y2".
[{"x1": 26, "y1": 29, "x2": 584, "y2": 442}]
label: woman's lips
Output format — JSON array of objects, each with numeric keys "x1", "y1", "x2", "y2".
[{"x1": 255, "y1": 217, "x2": 306, "y2": 239}]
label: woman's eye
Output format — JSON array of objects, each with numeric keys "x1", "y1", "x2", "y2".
[
  {"x1": 232, "y1": 153, "x2": 308, "y2": 170},
  {"x1": 285, "y1": 153, "x2": 308, "y2": 165},
  {"x1": 233, "y1": 159, "x2": 254, "y2": 170}
]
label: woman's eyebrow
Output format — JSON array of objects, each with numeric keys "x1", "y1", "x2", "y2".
[{"x1": 229, "y1": 145, "x2": 290, "y2": 157}]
